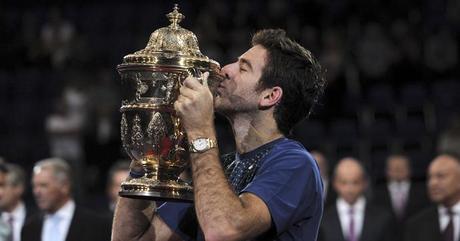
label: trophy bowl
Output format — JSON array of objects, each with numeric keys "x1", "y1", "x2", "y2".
[{"x1": 117, "y1": 5, "x2": 222, "y2": 202}]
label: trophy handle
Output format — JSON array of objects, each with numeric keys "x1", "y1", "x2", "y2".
[{"x1": 186, "y1": 68, "x2": 204, "y2": 84}]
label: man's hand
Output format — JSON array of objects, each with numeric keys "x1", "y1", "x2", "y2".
[{"x1": 174, "y1": 72, "x2": 215, "y2": 139}]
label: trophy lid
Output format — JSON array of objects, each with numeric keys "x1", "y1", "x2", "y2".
[{"x1": 120, "y1": 4, "x2": 219, "y2": 68}]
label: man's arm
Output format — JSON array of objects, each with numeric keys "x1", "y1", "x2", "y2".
[
  {"x1": 111, "y1": 197, "x2": 183, "y2": 241},
  {"x1": 191, "y1": 149, "x2": 272, "y2": 241},
  {"x1": 174, "y1": 74, "x2": 272, "y2": 241}
]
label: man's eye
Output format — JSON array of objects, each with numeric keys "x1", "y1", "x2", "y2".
[{"x1": 240, "y1": 68, "x2": 246, "y2": 72}]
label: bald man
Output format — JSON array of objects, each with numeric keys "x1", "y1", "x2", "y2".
[
  {"x1": 404, "y1": 153, "x2": 460, "y2": 241},
  {"x1": 319, "y1": 157, "x2": 394, "y2": 241}
]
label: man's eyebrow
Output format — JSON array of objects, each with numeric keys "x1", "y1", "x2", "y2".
[{"x1": 238, "y1": 57, "x2": 253, "y2": 71}]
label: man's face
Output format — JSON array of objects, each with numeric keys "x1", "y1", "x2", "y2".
[
  {"x1": 333, "y1": 159, "x2": 367, "y2": 205},
  {"x1": 428, "y1": 155, "x2": 460, "y2": 207},
  {"x1": 0, "y1": 174, "x2": 23, "y2": 211},
  {"x1": 386, "y1": 156, "x2": 410, "y2": 182},
  {"x1": 215, "y1": 45, "x2": 267, "y2": 114},
  {"x1": 32, "y1": 168, "x2": 70, "y2": 213},
  {"x1": 107, "y1": 170, "x2": 129, "y2": 204}
]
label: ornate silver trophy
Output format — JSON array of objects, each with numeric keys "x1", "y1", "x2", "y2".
[{"x1": 117, "y1": 5, "x2": 222, "y2": 202}]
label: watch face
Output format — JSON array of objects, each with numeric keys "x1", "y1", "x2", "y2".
[{"x1": 194, "y1": 138, "x2": 208, "y2": 151}]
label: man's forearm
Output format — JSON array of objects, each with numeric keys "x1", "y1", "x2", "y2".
[
  {"x1": 191, "y1": 149, "x2": 265, "y2": 241},
  {"x1": 112, "y1": 197, "x2": 156, "y2": 241}
]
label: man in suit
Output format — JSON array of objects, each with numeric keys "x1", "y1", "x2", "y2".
[
  {"x1": 21, "y1": 158, "x2": 111, "y2": 241},
  {"x1": 319, "y1": 157, "x2": 394, "y2": 241},
  {"x1": 0, "y1": 162, "x2": 13, "y2": 240},
  {"x1": 404, "y1": 152, "x2": 460, "y2": 241},
  {"x1": 373, "y1": 154, "x2": 430, "y2": 240},
  {"x1": 0, "y1": 163, "x2": 29, "y2": 241},
  {"x1": 312, "y1": 150, "x2": 337, "y2": 208}
]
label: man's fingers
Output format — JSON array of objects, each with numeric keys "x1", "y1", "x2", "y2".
[
  {"x1": 202, "y1": 72, "x2": 210, "y2": 88},
  {"x1": 179, "y1": 85, "x2": 195, "y2": 98},
  {"x1": 183, "y1": 75, "x2": 201, "y2": 90}
]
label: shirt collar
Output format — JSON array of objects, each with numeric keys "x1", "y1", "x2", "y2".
[
  {"x1": 337, "y1": 196, "x2": 366, "y2": 213},
  {"x1": 1, "y1": 202, "x2": 25, "y2": 220},
  {"x1": 438, "y1": 201, "x2": 460, "y2": 215},
  {"x1": 46, "y1": 199, "x2": 75, "y2": 220},
  {"x1": 388, "y1": 180, "x2": 410, "y2": 188}
]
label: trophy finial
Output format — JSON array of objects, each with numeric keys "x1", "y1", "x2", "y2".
[{"x1": 166, "y1": 4, "x2": 184, "y2": 29}]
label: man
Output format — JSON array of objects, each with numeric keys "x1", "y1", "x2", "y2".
[
  {"x1": 404, "y1": 153, "x2": 460, "y2": 241},
  {"x1": 0, "y1": 164, "x2": 29, "y2": 241},
  {"x1": 373, "y1": 154, "x2": 429, "y2": 240},
  {"x1": 312, "y1": 150, "x2": 337, "y2": 208},
  {"x1": 21, "y1": 158, "x2": 111, "y2": 241},
  {"x1": 0, "y1": 163, "x2": 13, "y2": 240},
  {"x1": 319, "y1": 157, "x2": 394, "y2": 241},
  {"x1": 113, "y1": 29, "x2": 326, "y2": 241},
  {"x1": 106, "y1": 160, "x2": 130, "y2": 213}
]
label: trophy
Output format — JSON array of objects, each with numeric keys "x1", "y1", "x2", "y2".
[{"x1": 117, "y1": 5, "x2": 222, "y2": 202}]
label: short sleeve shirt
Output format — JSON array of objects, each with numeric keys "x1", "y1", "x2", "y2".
[{"x1": 157, "y1": 138, "x2": 324, "y2": 241}]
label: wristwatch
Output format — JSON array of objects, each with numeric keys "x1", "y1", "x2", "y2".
[{"x1": 189, "y1": 137, "x2": 217, "y2": 153}]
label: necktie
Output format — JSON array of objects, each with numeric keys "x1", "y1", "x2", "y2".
[
  {"x1": 394, "y1": 185, "x2": 407, "y2": 219},
  {"x1": 6, "y1": 215, "x2": 13, "y2": 241},
  {"x1": 348, "y1": 208, "x2": 357, "y2": 241},
  {"x1": 443, "y1": 208, "x2": 454, "y2": 241}
]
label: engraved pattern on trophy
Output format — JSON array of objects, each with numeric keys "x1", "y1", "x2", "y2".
[
  {"x1": 147, "y1": 112, "x2": 166, "y2": 148},
  {"x1": 135, "y1": 73, "x2": 149, "y2": 102},
  {"x1": 131, "y1": 114, "x2": 144, "y2": 151},
  {"x1": 116, "y1": 5, "x2": 222, "y2": 202},
  {"x1": 120, "y1": 113, "x2": 129, "y2": 152}
]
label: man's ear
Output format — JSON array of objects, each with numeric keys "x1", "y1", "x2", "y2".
[{"x1": 259, "y1": 86, "x2": 283, "y2": 108}]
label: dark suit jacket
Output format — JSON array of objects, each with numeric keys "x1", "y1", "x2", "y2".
[
  {"x1": 373, "y1": 182, "x2": 430, "y2": 223},
  {"x1": 318, "y1": 202, "x2": 394, "y2": 241},
  {"x1": 21, "y1": 206, "x2": 112, "y2": 241},
  {"x1": 403, "y1": 206, "x2": 444, "y2": 241},
  {"x1": 373, "y1": 182, "x2": 430, "y2": 241},
  {"x1": 324, "y1": 181, "x2": 337, "y2": 208}
]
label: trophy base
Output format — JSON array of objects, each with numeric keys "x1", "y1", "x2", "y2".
[{"x1": 119, "y1": 177, "x2": 193, "y2": 202}]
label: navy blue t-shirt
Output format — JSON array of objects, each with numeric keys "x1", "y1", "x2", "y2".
[{"x1": 157, "y1": 138, "x2": 324, "y2": 241}]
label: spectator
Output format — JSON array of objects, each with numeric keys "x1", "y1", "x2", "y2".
[
  {"x1": 106, "y1": 160, "x2": 130, "y2": 213},
  {"x1": 373, "y1": 154, "x2": 430, "y2": 241},
  {"x1": 319, "y1": 157, "x2": 394, "y2": 241},
  {"x1": 312, "y1": 150, "x2": 337, "y2": 208},
  {"x1": 404, "y1": 153, "x2": 460, "y2": 241},
  {"x1": 40, "y1": 7, "x2": 75, "y2": 69},
  {"x1": 21, "y1": 158, "x2": 111, "y2": 241},
  {"x1": 0, "y1": 163, "x2": 12, "y2": 240},
  {"x1": 0, "y1": 163, "x2": 30, "y2": 241}
]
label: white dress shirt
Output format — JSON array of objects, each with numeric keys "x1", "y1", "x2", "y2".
[
  {"x1": 337, "y1": 196, "x2": 366, "y2": 241},
  {"x1": 1, "y1": 202, "x2": 26, "y2": 241},
  {"x1": 388, "y1": 180, "x2": 410, "y2": 214},
  {"x1": 41, "y1": 200, "x2": 75, "y2": 241},
  {"x1": 438, "y1": 201, "x2": 460, "y2": 241}
]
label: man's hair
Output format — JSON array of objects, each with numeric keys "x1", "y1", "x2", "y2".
[
  {"x1": 252, "y1": 29, "x2": 326, "y2": 135},
  {"x1": 439, "y1": 151, "x2": 460, "y2": 164},
  {"x1": 33, "y1": 158, "x2": 72, "y2": 187},
  {"x1": 333, "y1": 157, "x2": 369, "y2": 181},
  {"x1": 6, "y1": 163, "x2": 26, "y2": 187}
]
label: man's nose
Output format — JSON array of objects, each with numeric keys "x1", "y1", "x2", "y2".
[{"x1": 221, "y1": 64, "x2": 234, "y2": 80}]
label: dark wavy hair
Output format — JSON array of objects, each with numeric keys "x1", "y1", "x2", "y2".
[{"x1": 252, "y1": 29, "x2": 326, "y2": 135}]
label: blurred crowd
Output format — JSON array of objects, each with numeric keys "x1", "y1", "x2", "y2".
[{"x1": 0, "y1": 0, "x2": 459, "y2": 240}]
